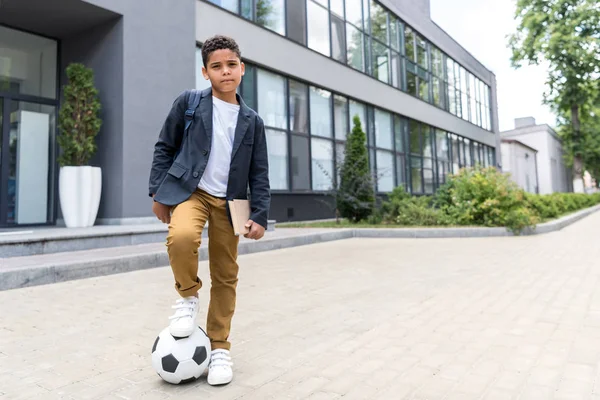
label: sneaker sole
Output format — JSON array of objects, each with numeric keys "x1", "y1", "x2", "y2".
[
  {"x1": 207, "y1": 376, "x2": 232, "y2": 386},
  {"x1": 169, "y1": 326, "x2": 194, "y2": 338}
]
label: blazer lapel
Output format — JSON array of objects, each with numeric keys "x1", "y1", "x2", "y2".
[
  {"x1": 198, "y1": 88, "x2": 213, "y2": 148},
  {"x1": 230, "y1": 94, "x2": 252, "y2": 161}
]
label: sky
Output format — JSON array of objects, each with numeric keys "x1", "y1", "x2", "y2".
[{"x1": 429, "y1": 0, "x2": 556, "y2": 132}]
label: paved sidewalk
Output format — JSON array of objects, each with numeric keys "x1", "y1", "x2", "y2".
[{"x1": 1, "y1": 213, "x2": 600, "y2": 399}]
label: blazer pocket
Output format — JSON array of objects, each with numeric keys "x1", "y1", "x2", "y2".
[{"x1": 167, "y1": 162, "x2": 187, "y2": 179}]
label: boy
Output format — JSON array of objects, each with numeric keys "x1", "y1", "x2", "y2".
[{"x1": 148, "y1": 35, "x2": 270, "y2": 386}]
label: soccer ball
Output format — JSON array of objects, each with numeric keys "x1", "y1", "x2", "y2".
[{"x1": 151, "y1": 326, "x2": 211, "y2": 384}]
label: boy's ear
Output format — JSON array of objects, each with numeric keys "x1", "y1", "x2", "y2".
[
  {"x1": 241, "y1": 61, "x2": 245, "y2": 76},
  {"x1": 201, "y1": 66, "x2": 209, "y2": 80}
]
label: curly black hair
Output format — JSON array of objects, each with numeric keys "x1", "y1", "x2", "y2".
[{"x1": 201, "y1": 35, "x2": 241, "y2": 67}]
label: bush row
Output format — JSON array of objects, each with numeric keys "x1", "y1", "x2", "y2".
[{"x1": 371, "y1": 166, "x2": 600, "y2": 234}]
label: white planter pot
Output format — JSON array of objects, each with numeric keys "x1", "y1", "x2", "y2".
[{"x1": 59, "y1": 166, "x2": 102, "y2": 228}]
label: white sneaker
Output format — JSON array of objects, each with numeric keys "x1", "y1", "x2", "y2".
[
  {"x1": 207, "y1": 349, "x2": 233, "y2": 386},
  {"x1": 168, "y1": 296, "x2": 199, "y2": 338}
]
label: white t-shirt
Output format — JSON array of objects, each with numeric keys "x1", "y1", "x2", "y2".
[{"x1": 198, "y1": 96, "x2": 240, "y2": 197}]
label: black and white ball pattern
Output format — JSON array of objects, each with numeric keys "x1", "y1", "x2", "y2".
[{"x1": 151, "y1": 326, "x2": 211, "y2": 384}]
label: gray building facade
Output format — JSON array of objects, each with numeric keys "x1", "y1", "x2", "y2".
[{"x1": 0, "y1": 0, "x2": 499, "y2": 227}]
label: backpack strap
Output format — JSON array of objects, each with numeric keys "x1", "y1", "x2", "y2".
[{"x1": 184, "y1": 89, "x2": 201, "y2": 133}]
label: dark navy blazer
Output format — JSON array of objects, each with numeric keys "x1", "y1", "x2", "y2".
[{"x1": 148, "y1": 88, "x2": 271, "y2": 229}]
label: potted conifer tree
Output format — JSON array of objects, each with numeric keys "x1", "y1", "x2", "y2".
[{"x1": 57, "y1": 63, "x2": 102, "y2": 228}]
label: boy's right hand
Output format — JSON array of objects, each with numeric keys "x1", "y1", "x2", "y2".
[{"x1": 152, "y1": 196, "x2": 171, "y2": 224}]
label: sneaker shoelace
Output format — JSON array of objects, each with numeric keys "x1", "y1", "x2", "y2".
[
  {"x1": 168, "y1": 297, "x2": 197, "y2": 320},
  {"x1": 210, "y1": 350, "x2": 233, "y2": 370}
]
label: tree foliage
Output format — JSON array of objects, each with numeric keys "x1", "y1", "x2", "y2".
[
  {"x1": 508, "y1": 0, "x2": 600, "y2": 188},
  {"x1": 337, "y1": 115, "x2": 375, "y2": 222},
  {"x1": 57, "y1": 63, "x2": 102, "y2": 167}
]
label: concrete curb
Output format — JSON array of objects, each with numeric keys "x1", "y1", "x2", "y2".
[{"x1": 1, "y1": 205, "x2": 598, "y2": 291}]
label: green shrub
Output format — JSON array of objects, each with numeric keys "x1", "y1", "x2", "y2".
[
  {"x1": 337, "y1": 115, "x2": 375, "y2": 222},
  {"x1": 526, "y1": 192, "x2": 600, "y2": 220},
  {"x1": 433, "y1": 166, "x2": 538, "y2": 233},
  {"x1": 380, "y1": 186, "x2": 443, "y2": 226}
]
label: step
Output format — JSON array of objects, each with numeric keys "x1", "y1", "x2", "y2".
[
  {"x1": 0, "y1": 220, "x2": 277, "y2": 258},
  {"x1": 0, "y1": 228, "x2": 353, "y2": 291}
]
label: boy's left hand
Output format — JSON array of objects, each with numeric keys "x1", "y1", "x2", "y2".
[{"x1": 244, "y1": 220, "x2": 265, "y2": 240}]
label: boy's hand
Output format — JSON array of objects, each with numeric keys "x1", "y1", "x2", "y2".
[
  {"x1": 244, "y1": 220, "x2": 265, "y2": 240},
  {"x1": 152, "y1": 197, "x2": 171, "y2": 224}
]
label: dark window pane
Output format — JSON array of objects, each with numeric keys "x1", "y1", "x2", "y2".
[
  {"x1": 370, "y1": 1, "x2": 387, "y2": 44},
  {"x1": 240, "y1": 64, "x2": 256, "y2": 111},
  {"x1": 289, "y1": 80, "x2": 308, "y2": 133},
  {"x1": 432, "y1": 77, "x2": 441, "y2": 106},
  {"x1": 291, "y1": 135, "x2": 310, "y2": 190},
  {"x1": 310, "y1": 87, "x2": 332, "y2": 137},
  {"x1": 256, "y1": 0, "x2": 285, "y2": 34},
  {"x1": 419, "y1": 78, "x2": 430, "y2": 102},
  {"x1": 410, "y1": 157, "x2": 423, "y2": 193},
  {"x1": 404, "y1": 26, "x2": 415, "y2": 61},
  {"x1": 331, "y1": 15, "x2": 347, "y2": 63},
  {"x1": 345, "y1": 0, "x2": 363, "y2": 29},
  {"x1": 417, "y1": 43, "x2": 428, "y2": 70},
  {"x1": 346, "y1": 24, "x2": 364, "y2": 71},
  {"x1": 464, "y1": 138, "x2": 472, "y2": 166},
  {"x1": 307, "y1": 0, "x2": 330, "y2": 56},
  {"x1": 407, "y1": 72, "x2": 417, "y2": 96},
  {"x1": 334, "y1": 95, "x2": 348, "y2": 141},
  {"x1": 286, "y1": 0, "x2": 307, "y2": 45},
  {"x1": 394, "y1": 115, "x2": 405, "y2": 153},
  {"x1": 371, "y1": 41, "x2": 389, "y2": 84},
  {"x1": 435, "y1": 129, "x2": 449, "y2": 160},
  {"x1": 409, "y1": 120, "x2": 421, "y2": 155},
  {"x1": 431, "y1": 46, "x2": 443, "y2": 76}
]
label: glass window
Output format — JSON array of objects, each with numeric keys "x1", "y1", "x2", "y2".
[
  {"x1": 336, "y1": 142, "x2": 345, "y2": 184},
  {"x1": 394, "y1": 115, "x2": 405, "y2": 153},
  {"x1": 289, "y1": 80, "x2": 308, "y2": 133},
  {"x1": 242, "y1": 0, "x2": 253, "y2": 19},
  {"x1": 432, "y1": 77, "x2": 441, "y2": 106},
  {"x1": 345, "y1": 0, "x2": 363, "y2": 29},
  {"x1": 310, "y1": 87, "x2": 332, "y2": 137},
  {"x1": 312, "y1": 138, "x2": 334, "y2": 190},
  {"x1": 0, "y1": 26, "x2": 57, "y2": 99},
  {"x1": 411, "y1": 157, "x2": 423, "y2": 193},
  {"x1": 370, "y1": 1, "x2": 388, "y2": 45},
  {"x1": 331, "y1": 0, "x2": 345, "y2": 18},
  {"x1": 422, "y1": 127, "x2": 433, "y2": 159},
  {"x1": 463, "y1": 139, "x2": 472, "y2": 167},
  {"x1": 307, "y1": 0, "x2": 331, "y2": 56},
  {"x1": 407, "y1": 71, "x2": 417, "y2": 96},
  {"x1": 404, "y1": 26, "x2": 415, "y2": 61},
  {"x1": 374, "y1": 109, "x2": 393, "y2": 150},
  {"x1": 331, "y1": 15, "x2": 347, "y2": 63},
  {"x1": 208, "y1": 0, "x2": 239, "y2": 13},
  {"x1": 396, "y1": 155, "x2": 406, "y2": 186},
  {"x1": 416, "y1": 38, "x2": 428, "y2": 70},
  {"x1": 389, "y1": 17, "x2": 399, "y2": 51},
  {"x1": 266, "y1": 129, "x2": 288, "y2": 190},
  {"x1": 313, "y1": 0, "x2": 328, "y2": 6},
  {"x1": 286, "y1": 0, "x2": 307, "y2": 45},
  {"x1": 349, "y1": 100, "x2": 366, "y2": 134},
  {"x1": 391, "y1": 52, "x2": 401, "y2": 89},
  {"x1": 435, "y1": 130, "x2": 449, "y2": 160},
  {"x1": 258, "y1": 69, "x2": 286, "y2": 129},
  {"x1": 451, "y1": 135, "x2": 460, "y2": 172},
  {"x1": 6, "y1": 102, "x2": 56, "y2": 224},
  {"x1": 346, "y1": 24, "x2": 365, "y2": 72},
  {"x1": 362, "y1": 0, "x2": 371, "y2": 33},
  {"x1": 424, "y1": 168, "x2": 434, "y2": 193},
  {"x1": 256, "y1": 0, "x2": 285, "y2": 35},
  {"x1": 376, "y1": 150, "x2": 394, "y2": 192},
  {"x1": 419, "y1": 78, "x2": 430, "y2": 102},
  {"x1": 291, "y1": 135, "x2": 310, "y2": 190},
  {"x1": 409, "y1": 120, "x2": 421, "y2": 155},
  {"x1": 334, "y1": 95, "x2": 348, "y2": 140},
  {"x1": 196, "y1": 48, "x2": 212, "y2": 91},
  {"x1": 240, "y1": 64, "x2": 256, "y2": 111},
  {"x1": 431, "y1": 46, "x2": 443, "y2": 77},
  {"x1": 371, "y1": 41, "x2": 389, "y2": 84}
]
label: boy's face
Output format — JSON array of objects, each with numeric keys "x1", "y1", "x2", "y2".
[{"x1": 202, "y1": 49, "x2": 245, "y2": 95}]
